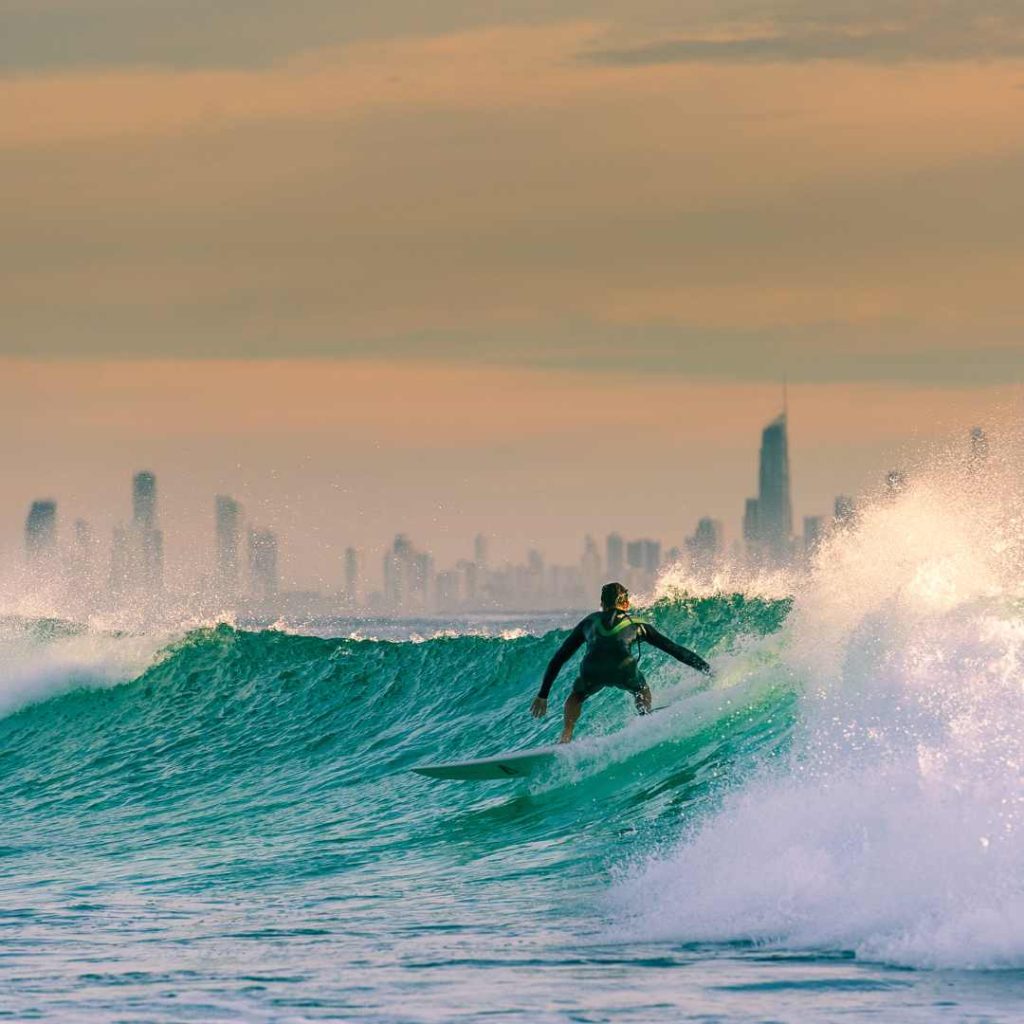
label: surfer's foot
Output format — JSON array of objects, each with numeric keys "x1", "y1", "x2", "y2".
[
  {"x1": 635, "y1": 685, "x2": 653, "y2": 716},
  {"x1": 558, "y1": 727, "x2": 574, "y2": 744}
]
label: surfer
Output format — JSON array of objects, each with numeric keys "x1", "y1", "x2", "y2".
[{"x1": 530, "y1": 582, "x2": 712, "y2": 743}]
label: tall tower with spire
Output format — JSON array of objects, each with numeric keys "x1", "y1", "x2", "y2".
[{"x1": 757, "y1": 411, "x2": 794, "y2": 563}]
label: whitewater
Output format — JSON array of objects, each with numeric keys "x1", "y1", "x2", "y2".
[{"x1": 5, "y1": 459, "x2": 1024, "y2": 1021}]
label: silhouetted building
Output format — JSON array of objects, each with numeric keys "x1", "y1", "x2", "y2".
[
  {"x1": 473, "y1": 533, "x2": 489, "y2": 568},
  {"x1": 383, "y1": 534, "x2": 432, "y2": 612},
  {"x1": 435, "y1": 570, "x2": 461, "y2": 611},
  {"x1": 687, "y1": 517, "x2": 723, "y2": 572},
  {"x1": 606, "y1": 533, "x2": 624, "y2": 578},
  {"x1": 215, "y1": 495, "x2": 243, "y2": 596},
  {"x1": 580, "y1": 535, "x2": 602, "y2": 593},
  {"x1": 248, "y1": 529, "x2": 279, "y2": 601},
  {"x1": 803, "y1": 515, "x2": 826, "y2": 553},
  {"x1": 626, "y1": 539, "x2": 661, "y2": 574},
  {"x1": 755, "y1": 413, "x2": 793, "y2": 563},
  {"x1": 125, "y1": 471, "x2": 164, "y2": 593},
  {"x1": 742, "y1": 498, "x2": 759, "y2": 547},
  {"x1": 344, "y1": 547, "x2": 361, "y2": 608},
  {"x1": 133, "y1": 471, "x2": 157, "y2": 531},
  {"x1": 25, "y1": 500, "x2": 57, "y2": 565}
]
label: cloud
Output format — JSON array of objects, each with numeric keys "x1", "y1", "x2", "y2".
[
  {"x1": 586, "y1": 5, "x2": 1024, "y2": 66},
  {"x1": 590, "y1": 31, "x2": 958, "y2": 66},
  {"x1": 2, "y1": 21, "x2": 1024, "y2": 384}
]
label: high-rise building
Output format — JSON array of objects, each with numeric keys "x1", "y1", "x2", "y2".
[
  {"x1": 687, "y1": 518, "x2": 723, "y2": 572},
  {"x1": 248, "y1": 528, "x2": 279, "y2": 601},
  {"x1": 606, "y1": 533, "x2": 624, "y2": 579},
  {"x1": 803, "y1": 515, "x2": 826, "y2": 553},
  {"x1": 626, "y1": 539, "x2": 661, "y2": 574},
  {"x1": 126, "y1": 471, "x2": 163, "y2": 593},
  {"x1": 580, "y1": 535, "x2": 602, "y2": 594},
  {"x1": 344, "y1": 547, "x2": 361, "y2": 608},
  {"x1": 383, "y1": 534, "x2": 432, "y2": 613},
  {"x1": 742, "y1": 498, "x2": 760, "y2": 547},
  {"x1": 473, "y1": 533, "x2": 489, "y2": 568},
  {"x1": 435, "y1": 570, "x2": 462, "y2": 611},
  {"x1": 25, "y1": 500, "x2": 57, "y2": 564},
  {"x1": 133, "y1": 471, "x2": 157, "y2": 531},
  {"x1": 755, "y1": 414, "x2": 793, "y2": 563},
  {"x1": 215, "y1": 495, "x2": 243, "y2": 596}
]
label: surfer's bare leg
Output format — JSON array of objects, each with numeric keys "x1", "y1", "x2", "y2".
[
  {"x1": 560, "y1": 693, "x2": 583, "y2": 744},
  {"x1": 634, "y1": 684, "x2": 653, "y2": 715}
]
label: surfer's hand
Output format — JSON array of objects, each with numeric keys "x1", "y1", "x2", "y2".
[{"x1": 531, "y1": 697, "x2": 548, "y2": 718}]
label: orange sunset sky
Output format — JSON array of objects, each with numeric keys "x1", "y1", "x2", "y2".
[{"x1": 3, "y1": 2, "x2": 1023, "y2": 584}]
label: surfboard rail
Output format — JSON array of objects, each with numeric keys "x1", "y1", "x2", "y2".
[{"x1": 412, "y1": 744, "x2": 562, "y2": 781}]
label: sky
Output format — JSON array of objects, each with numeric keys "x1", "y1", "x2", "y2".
[{"x1": 3, "y1": 1, "x2": 1022, "y2": 586}]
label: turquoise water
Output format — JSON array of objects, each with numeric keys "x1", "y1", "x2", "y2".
[{"x1": 3, "y1": 590, "x2": 1024, "y2": 1022}]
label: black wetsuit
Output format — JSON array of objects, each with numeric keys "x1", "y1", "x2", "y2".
[{"x1": 538, "y1": 610, "x2": 711, "y2": 704}]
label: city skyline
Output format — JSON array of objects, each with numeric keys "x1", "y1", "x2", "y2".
[{"x1": 15, "y1": 408, "x2": 985, "y2": 616}]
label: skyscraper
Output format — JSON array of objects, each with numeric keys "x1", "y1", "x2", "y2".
[
  {"x1": 25, "y1": 500, "x2": 57, "y2": 564},
  {"x1": 132, "y1": 471, "x2": 157, "y2": 531},
  {"x1": 130, "y1": 471, "x2": 163, "y2": 593},
  {"x1": 580, "y1": 535, "x2": 602, "y2": 594},
  {"x1": 803, "y1": 515, "x2": 826, "y2": 553},
  {"x1": 687, "y1": 517, "x2": 723, "y2": 573},
  {"x1": 383, "y1": 534, "x2": 432, "y2": 613},
  {"x1": 626, "y1": 539, "x2": 661, "y2": 574},
  {"x1": 606, "y1": 533, "x2": 624, "y2": 579},
  {"x1": 215, "y1": 495, "x2": 243, "y2": 596},
  {"x1": 473, "y1": 533, "x2": 489, "y2": 568},
  {"x1": 344, "y1": 547, "x2": 361, "y2": 609},
  {"x1": 754, "y1": 413, "x2": 793, "y2": 563},
  {"x1": 742, "y1": 498, "x2": 760, "y2": 547},
  {"x1": 248, "y1": 528, "x2": 279, "y2": 601}
]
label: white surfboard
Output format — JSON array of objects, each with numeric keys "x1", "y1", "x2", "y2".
[
  {"x1": 411, "y1": 706, "x2": 673, "y2": 782},
  {"x1": 412, "y1": 744, "x2": 562, "y2": 781}
]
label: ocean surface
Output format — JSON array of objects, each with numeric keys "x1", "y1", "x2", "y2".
[{"x1": 5, "y1": 480, "x2": 1024, "y2": 1021}]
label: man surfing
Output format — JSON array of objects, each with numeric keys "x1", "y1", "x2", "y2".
[{"x1": 531, "y1": 582, "x2": 712, "y2": 743}]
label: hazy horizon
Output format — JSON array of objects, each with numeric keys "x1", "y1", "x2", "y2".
[{"x1": 5, "y1": 357, "x2": 1016, "y2": 591}]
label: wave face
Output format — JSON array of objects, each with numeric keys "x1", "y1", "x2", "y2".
[
  {"x1": 0, "y1": 598, "x2": 795, "y2": 1020},
  {"x1": 0, "y1": 596, "x2": 790, "y2": 881}
]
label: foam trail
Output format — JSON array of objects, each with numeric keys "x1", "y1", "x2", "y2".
[{"x1": 611, "y1": 453, "x2": 1024, "y2": 970}]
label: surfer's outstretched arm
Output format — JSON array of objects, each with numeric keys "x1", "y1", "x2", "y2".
[
  {"x1": 639, "y1": 625, "x2": 713, "y2": 676},
  {"x1": 531, "y1": 623, "x2": 586, "y2": 717}
]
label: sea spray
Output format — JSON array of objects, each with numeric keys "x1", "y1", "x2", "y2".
[{"x1": 611, "y1": 457, "x2": 1024, "y2": 969}]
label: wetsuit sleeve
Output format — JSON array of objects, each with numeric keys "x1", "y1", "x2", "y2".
[
  {"x1": 537, "y1": 623, "x2": 586, "y2": 698},
  {"x1": 639, "y1": 625, "x2": 712, "y2": 675}
]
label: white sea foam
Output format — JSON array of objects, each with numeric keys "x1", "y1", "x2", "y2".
[
  {"x1": 612, "y1": 452, "x2": 1024, "y2": 970},
  {"x1": 0, "y1": 621, "x2": 171, "y2": 717}
]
